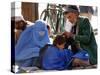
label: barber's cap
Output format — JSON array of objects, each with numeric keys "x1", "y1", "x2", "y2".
[{"x1": 63, "y1": 5, "x2": 79, "y2": 14}]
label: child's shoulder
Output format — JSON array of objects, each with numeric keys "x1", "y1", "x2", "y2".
[{"x1": 64, "y1": 49, "x2": 73, "y2": 55}]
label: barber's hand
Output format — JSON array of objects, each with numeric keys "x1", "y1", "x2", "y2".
[{"x1": 62, "y1": 31, "x2": 74, "y2": 38}]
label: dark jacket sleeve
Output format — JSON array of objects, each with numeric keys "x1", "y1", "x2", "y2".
[{"x1": 75, "y1": 18, "x2": 92, "y2": 44}]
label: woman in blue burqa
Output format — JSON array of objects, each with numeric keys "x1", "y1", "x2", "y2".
[{"x1": 15, "y1": 20, "x2": 50, "y2": 67}]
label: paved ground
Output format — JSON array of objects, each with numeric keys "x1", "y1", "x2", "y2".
[{"x1": 13, "y1": 65, "x2": 97, "y2": 73}]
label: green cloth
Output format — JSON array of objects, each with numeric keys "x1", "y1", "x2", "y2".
[{"x1": 75, "y1": 17, "x2": 97, "y2": 65}]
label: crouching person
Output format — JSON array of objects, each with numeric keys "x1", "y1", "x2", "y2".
[
  {"x1": 15, "y1": 20, "x2": 50, "y2": 68},
  {"x1": 40, "y1": 35, "x2": 73, "y2": 70},
  {"x1": 72, "y1": 41, "x2": 90, "y2": 69},
  {"x1": 72, "y1": 51, "x2": 90, "y2": 69}
]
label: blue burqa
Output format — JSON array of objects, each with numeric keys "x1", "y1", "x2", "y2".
[{"x1": 15, "y1": 20, "x2": 50, "y2": 66}]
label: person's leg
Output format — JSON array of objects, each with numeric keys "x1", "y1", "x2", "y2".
[
  {"x1": 72, "y1": 58, "x2": 81, "y2": 67},
  {"x1": 32, "y1": 57, "x2": 39, "y2": 66},
  {"x1": 18, "y1": 57, "x2": 39, "y2": 67},
  {"x1": 72, "y1": 58, "x2": 90, "y2": 69},
  {"x1": 17, "y1": 58, "x2": 34, "y2": 67}
]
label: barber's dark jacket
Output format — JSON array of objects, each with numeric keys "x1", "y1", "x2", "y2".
[{"x1": 74, "y1": 17, "x2": 97, "y2": 65}]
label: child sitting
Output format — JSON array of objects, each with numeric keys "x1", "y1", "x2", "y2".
[
  {"x1": 71, "y1": 41, "x2": 90, "y2": 68},
  {"x1": 41, "y1": 35, "x2": 73, "y2": 70}
]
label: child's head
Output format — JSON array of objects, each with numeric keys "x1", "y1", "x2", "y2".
[
  {"x1": 72, "y1": 41, "x2": 80, "y2": 49},
  {"x1": 71, "y1": 41, "x2": 81, "y2": 54},
  {"x1": 53, "y1": 35, "x2": 66, "y2": 49}
]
